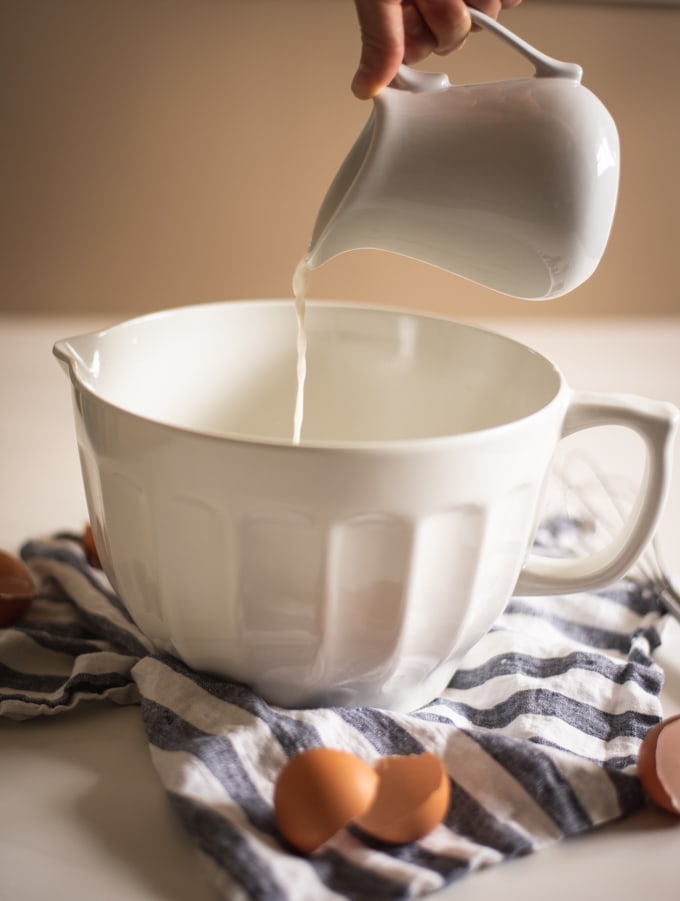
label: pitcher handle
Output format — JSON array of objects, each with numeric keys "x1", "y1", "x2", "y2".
[
  {"x1": 468, "y1": 8, "x2": 583, "y2": 81},
  {"x1": 515, "y1": 391, "x2": 679, "y2": 596}
]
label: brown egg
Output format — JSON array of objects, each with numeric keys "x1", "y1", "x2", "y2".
[
  {"x1": 0, "y1": 550, "x2": 35, "y2": 628},
  {"x1": 83, "y1": 523, "x2": 102, "y2": 568},
  {"x1": 273, "y1": 748, "x2": 451, "y2": 854},
  {"x1": 638, "y1": 714, "x2": 680, "y2": 815},
  {"x1": 274, "y1": 748, "x2": 379, "y2": 853},
  {"x1": 354, "y1": 752, "x2": 451, "y2": 844}
]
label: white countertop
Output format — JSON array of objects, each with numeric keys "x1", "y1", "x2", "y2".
[{"x1": 2, "y1": 313, "x2": 680, "y2": 901}]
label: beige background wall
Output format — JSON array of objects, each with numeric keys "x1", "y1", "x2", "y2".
[{"x1": 1, "y1": 0, "x2": 679, "y2": 317}]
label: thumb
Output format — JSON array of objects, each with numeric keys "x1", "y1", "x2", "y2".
[{"x1": 351, "y1": 0, "x2": 405, "y2": 99}]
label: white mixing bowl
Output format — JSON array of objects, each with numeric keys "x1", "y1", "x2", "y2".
[{"x1": 55, "y1": 301, "x2": 678, "y2": 710}]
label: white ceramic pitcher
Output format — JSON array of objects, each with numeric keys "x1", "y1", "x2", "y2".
[{"x1": 306, "y1": 9, "x2": 620, "y2": 300}]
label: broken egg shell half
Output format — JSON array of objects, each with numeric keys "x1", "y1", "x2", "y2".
[
  {"x1": 0, "y1": 549, "x2": 35, "y2": 628},
  {"x1": 273, "y1": 748, "x2": 450, "y2": 854},
  {"x1": 354, "y1": 751, "x2": 451, "y2": 844},
  {"x1": 638, "y1": 714, "x2": 680, "y2": 815},
  {"x1": 273, "y1": 748, "x2": 379, "y2": 854},
  {"x1": 83, "y1": 523, "x2": 102, "y2": 568}
]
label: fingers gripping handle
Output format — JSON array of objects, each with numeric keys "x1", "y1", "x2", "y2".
[
  {"x1": 393, "y1": 9, "x2": 583, "y2": 93},
  {"x1": 515, "y1": 391, "x2": 679, "y2": 597}
]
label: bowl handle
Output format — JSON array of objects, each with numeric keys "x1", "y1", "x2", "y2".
[{"x1": 515, "y1": 392, "x2": 679, "y2": 596}]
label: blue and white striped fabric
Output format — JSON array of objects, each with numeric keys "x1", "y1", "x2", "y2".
[{"x1": 0, "y1": 521, "x2": 669, "y2": 900}]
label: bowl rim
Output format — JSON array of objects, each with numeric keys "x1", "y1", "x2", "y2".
[{"x1": 53, "y1": 298, "x2": 567, "y2": 453}]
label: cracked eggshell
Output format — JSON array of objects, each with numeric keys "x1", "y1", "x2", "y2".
[
  {"x1": 0, "y1": 550, "x2": 34, "y2": 628},
  {"x1": 354, "y1": 752, "x2": 451, "y2": 844},
  {"x1": 638, "y1": 714, "x2": 680, "y2": 815},
  {"x1": 273, "y1": 748, "x2": 379, "y2": 854}
]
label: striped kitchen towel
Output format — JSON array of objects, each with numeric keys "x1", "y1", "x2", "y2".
[{"x1": 0, "y1": 520, "x2": 670, "y2": 900}]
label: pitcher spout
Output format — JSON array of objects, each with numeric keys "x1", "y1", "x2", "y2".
[
  {"x1": 306, "y1": 67, "x2": 451, "y2": 271},
  {"x1": 306, "y1": 111, "x2": 377, "y2": 270}
]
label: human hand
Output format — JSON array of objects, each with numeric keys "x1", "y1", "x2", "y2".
[{"x1": 351, "y1": 1, "x2": 523, "y2": 99}]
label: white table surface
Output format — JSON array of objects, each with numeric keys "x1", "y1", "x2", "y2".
[{"x1": 1, "y1": 313, "x2": 680, "y2": 901}]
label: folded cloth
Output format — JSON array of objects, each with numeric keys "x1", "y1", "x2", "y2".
[{"x1": 0, "y1": 521, "x2": 669, "y2": 900}]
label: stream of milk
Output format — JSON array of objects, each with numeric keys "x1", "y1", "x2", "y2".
[{"x1": 292, "y1": 257, "x2": 310, "y2": 445}]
